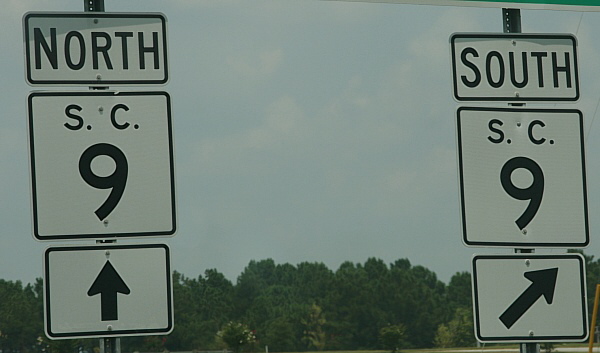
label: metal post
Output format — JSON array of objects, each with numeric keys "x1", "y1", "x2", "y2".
[
  {"x1": 588, "y1": 284, "x2": 600, "y2": 353},
  {"x1": 100, "y1": 337, "x2": 121, "y2": 353},
  {"x1": 503, "y1": 8, "x2": 522, "y2": 34},
  {"x1": 515, "y1": 249, "x2": 539, "y2": 353},
  {"x1": 520, "y1": 343, "x2": 539, "y2": 353},
  {"x1": 504, "y1": 9, "x2": 537, "y2": 353},
  {"x1": 85, "y1": 0, "x2": 105, "y2": 12},
  {"x1": 87, "y1": 3, "x2": 115, "y2": 352},
  {"x1": 504, "y1": 8, "x2": 525, "y2": 109}
]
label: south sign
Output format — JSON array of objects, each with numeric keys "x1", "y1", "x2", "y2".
[{"x1": 451, "y1": 33, "x2": 578, "y2": 102}]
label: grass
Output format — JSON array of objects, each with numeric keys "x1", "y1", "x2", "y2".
[{"x1": 275, "y1": 344, "x2": 597, "y2": 353}]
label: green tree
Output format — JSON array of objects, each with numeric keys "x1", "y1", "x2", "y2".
[
  {"x1": 447, "y1": 271, "x2": 472, "y2": 311},
  {"x1": 379, "y1": 324, "x2": 407, "y2": 353},
  {"x1": 167, "y1": 270, "x2": 234, "y2": 351},
  {"x1": 301, "y1": 303, "x2": 326, "y2": 350},
  {"x1": 434, "y1": 307, "x2": 474, "y2": 348},
  {"x1": 324, "y1": 261, "x2": 376, "y2": 349},
  {"x1": 0, "y1": 279, "x2": 43, "y2": 353},
  {"x1": 217, "y1": 322, "x2": 256, "y2": 353},
  {"x1": 385, "y1": 261, "x2": 447, "y2": 348},
  {"x1": 263, "y1": 317, "x2": 296, "y2": 352},
  {"x1": 294, "y1": 262, "x2": 333, "y2": 305}
]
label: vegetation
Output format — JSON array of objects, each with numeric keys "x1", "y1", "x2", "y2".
[{"x1": 1, "y1": 253, "x2": 599, "y2": 353}]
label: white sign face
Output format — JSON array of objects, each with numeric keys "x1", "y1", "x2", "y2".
[
  {"x1": 472, "y1": 254, "x2": 588, "y2": 342},
  {"x1": 457, "y1": 107, "x2": 588, "y2": 248},
  {"x1": 44, "y1": 243, "x2": 173, "y2": 339},
  {"x1": 23, "y1": 12, "x2": 168, "y2": 86},
  {"x1": 28, "y1": 91, "x2": 176, "y2": 240},
  {"x1": 451, "y1": 34, "x2": 579, "y2": 102}
]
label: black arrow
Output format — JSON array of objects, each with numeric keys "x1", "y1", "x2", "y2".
[
  {"x1": 87, "y1": 260, "x2": 130, "y2": 321},
  {"x1": 499, "y1": 267, "x2": 558, "y2": 329}
]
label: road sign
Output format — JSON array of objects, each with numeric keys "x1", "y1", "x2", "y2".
[
  {"x1": 28, "y1": 91, "x2": 176, "y2": 240},
  {"x1": 44, "y1": 243, "x2": 173, "y2": 339},
  {"x1": 472, "y1": 254, "x2": 588, "y2": 342},
  {"x1": 327, "y1": 0, "x2": 600, "y2": 11},
  {"x1": 451, "y1": 33, "x2": 579, "y2": 102},
  {"x1": 457, "y1": 107, "x2": 588, "y2": 248},
  {"x1": 23, "y1": 12, "x2": 168, "y2": 86}
]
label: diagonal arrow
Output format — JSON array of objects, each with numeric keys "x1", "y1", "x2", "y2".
[
  {"x1": 87, "y1": 260, "x2": 130, "y2": 321},
  {"x1": 499, "y1": 267, "x2": 558, "y2": 329}
]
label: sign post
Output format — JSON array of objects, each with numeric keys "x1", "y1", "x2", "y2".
[
  {"x1": 23, "y1": 1, "x2": 175, "y2": 351},
  {"x1": 450, "y1": 6, "x2": 589, "y2": 353}
]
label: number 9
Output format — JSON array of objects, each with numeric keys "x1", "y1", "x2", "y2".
[
  {"x1": 79, "y1": 143, "x2": 128, "y2": 221},
  {"x1": 500, "y1": 156, "x2": 544, "y2": 231}
]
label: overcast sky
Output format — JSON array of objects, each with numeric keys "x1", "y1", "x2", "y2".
[{"x1": 3, "y1": 0, "x2": 600, "y2": 286}]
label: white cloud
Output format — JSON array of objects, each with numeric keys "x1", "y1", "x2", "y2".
[
  {"x1": 226, "y1": 49, "x2": 284, "y2": 79},
  {"x1": 190, "y1": 95, "x2": 304, "y2": 175}
]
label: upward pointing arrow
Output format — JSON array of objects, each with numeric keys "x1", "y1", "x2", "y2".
[
  {"x1": 499, "y1": 267, "x2": 559, "y2": 329},
  {"x1": 87, "y1": 260, "x2": 130, "y2": 321}
]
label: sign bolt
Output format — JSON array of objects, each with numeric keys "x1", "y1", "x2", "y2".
[
  {"x1": 107, "y1": 325, "x2": 112, "y2": 331},
  {"x1": 96, "y1": 74, "x2": 102, "y2": 80},
  {"x1": 94, "y1": 19, "x2": 99, "y2": 24},
  {"x1": 522, "y1": 228, "x2": 527, "y2": 235},
  {"x1": 515, "y1": 92, "x2": 520, "y2": 97},
  {"x1": 525, "y1": 259, "x2": 530, "y2": 267},
  {"x1": 105, "y1": 250, "x2": 110, "y2": 257},
  {"x1": 529, "y1": 330, "x2": 534, "y2": 336},
  {"x1": 103, "y1": 219, "x2": 109, "y2": 227},
  {"x1": 512, "y1": 40, "x2": 517, "y2": 46}
]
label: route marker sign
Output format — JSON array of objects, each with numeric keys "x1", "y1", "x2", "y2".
[
  {"x1": 23, "y1": 12, "x2": 168, "y2": 86},
  {"x1": 457, "y1": 107, "x2": 588, "y2": 248},
  {"x1": 451, "y1": 33, "x2": 579, "y2": 102},
  {"x1": 28, "y1": 91, "x2": 176, "y2": 240},
  {"x1": 44, "y1": 243, "x2": 173, "y2": 339},
  {"x1": 472, "y1": 254, "x2": 588, "y2": 342}
]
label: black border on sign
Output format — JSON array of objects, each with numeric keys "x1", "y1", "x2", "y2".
[
  {"x1": 456, "y1": 106, "x2": 589, "y2": 248},
  {"x1": 471, "y1": 254, "x2": 588, "y2": 343},
  {"x1": 44, "y1": 243, "x2": 173, "y2": 339},
  {"x1": 450, "y1": 33, "x2": 579, "y2": 102},
  {"x1": 23, "y1": 12, "x2": 168, "y2": 86},
  {"x1": 28, "y1": 91, "x2": 176, "y2": 240}
]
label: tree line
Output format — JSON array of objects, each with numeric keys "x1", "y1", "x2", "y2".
[{"x1": 1, "y1": 252, "x2": 599, "y2": 353}]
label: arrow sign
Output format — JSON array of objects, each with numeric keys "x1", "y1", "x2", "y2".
[
  {"x1": 499, "y1": 267, "x2": 559, "y2": 329},
  {"x1": 87, "y1": 260, "x2": 131, "y2": 321}
]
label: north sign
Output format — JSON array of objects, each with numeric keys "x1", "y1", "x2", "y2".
[
  {"x1": 451, "y1": 33, "x2": 579, "y2": 102},
  {"x1": 44, "y1": 243, "x2": 173, "y2": 339},
  {"x1": 23, "y1": 12, "x2": 168, "y2": 86},
  {"x1": 28, "y1": 91, "x2": 176, "y2": 240},
  {"x1": 457, "y1": 107, "x2": 588, "y2": 247},
  {"x1": 472, "y1": 254, "x2": 588, "y2": 342}
]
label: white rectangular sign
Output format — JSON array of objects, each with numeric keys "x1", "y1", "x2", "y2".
[
  {"x1": 472, "y1": 254, "x2": 588, "y2": 342},
  {"x1": 28, "y1": 91, "x2": 176, "y2": 240},
  {"x1": 457, "y1": 107, "x2": 588, "y2": 247},
  {"x1": 23, "y1": 12, "x2": 168, "y2": 86},
  {"x1": 44, "y1": 243, "x2": 173, "y2": 339},
  {"x1": 451, "y1": 33, "x2": 579, "y2": 102}
]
